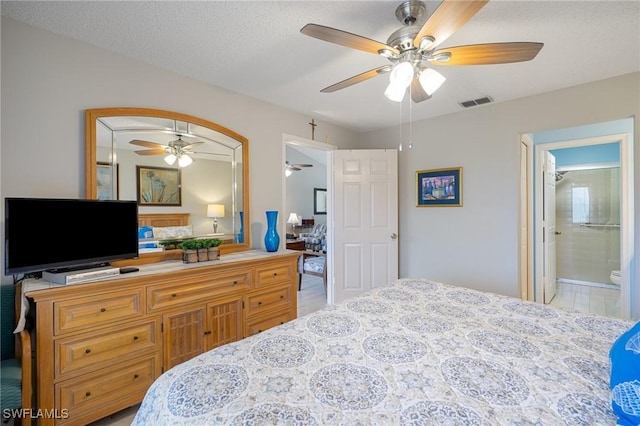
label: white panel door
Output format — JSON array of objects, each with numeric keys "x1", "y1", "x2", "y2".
[
  {"x1": 333, "y1": 149, "x2": 398, "y2": 303},
  {"x1": 543, "y1": 151, "x2": 557, "y2": 304}
]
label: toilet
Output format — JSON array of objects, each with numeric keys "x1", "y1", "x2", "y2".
[{"x1": 610, "y1": 270, "x2": 621, "y2": 285}]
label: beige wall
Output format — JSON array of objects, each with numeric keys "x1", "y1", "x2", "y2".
[{"x1": 0, "y1": 17, "x2": 358, "y2": 282}]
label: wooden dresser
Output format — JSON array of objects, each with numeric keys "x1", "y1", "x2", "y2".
[{"x1": 23, "y1": 250, "x2": 300, "y2": 425}]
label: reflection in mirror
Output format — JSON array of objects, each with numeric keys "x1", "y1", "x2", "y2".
[
  {"x1": 314, "y1": 188, "x2": 327, "y2": 215},
  {"x1": 86, "y1": 108, "x2": 250, "y2": 255}
]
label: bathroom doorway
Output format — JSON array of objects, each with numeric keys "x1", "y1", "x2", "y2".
[
  {"x1": 531, "y1": 130, "x2": 633, "y2": 319},
  {"x1": 551, "y1": 158, "x2": 621, "y2": 316}
]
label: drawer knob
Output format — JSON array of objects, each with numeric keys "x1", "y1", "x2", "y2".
[
  {"x1": 204, "y1": 331, "x2": 212, "y2": 335},
  {"x1": 233, "y1": 281, "x2": 238, "y2": 285},
  {"x1": 258, "y1": 301, "x2": 262, "y2": 305},
  {"x1": 100, "y1": 308, "x2": 106, "y2": 312},
  {"x1": 171, "y1": 293, "x2": 177, "y2": 298},
  {"x1": 134, "y1": 374, "x2": 139, "y2": 379},
  {"x1": 85, "y1": 391, "x2": 91, "y2": 397},
  {"x1": 280, "y1": 322, "x2": 284, "y2": 325},
  {"x1": 273, "y1": 273, "x2": 278, "y2": 276},
  {"x1": 85, "y1": 349, "x2": 91, "y2": 354},
  {"x1": 133, "y1": 336, "x2": 138, "y2": 341},
  {"x1": 280, "y1": 295, "x2": 284, "y2": 299}
]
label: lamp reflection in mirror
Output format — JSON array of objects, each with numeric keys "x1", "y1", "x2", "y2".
[
  {"x1": 207, "y1": 204, "x2": 225, "y2": 233},
  {"x1": 164, "y1": 153, "x2": 193, "y2": 167},
  {"x1": 287, "y1": 213, "x2": 301, "y2": 237}
]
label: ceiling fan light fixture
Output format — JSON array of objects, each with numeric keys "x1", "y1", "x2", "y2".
[
  {"x1": 164, "y1": 154, "x2": 177, "y2": 165},
  {"x1": 285, "y1": 168, "x2": 292, "y2": 177},
  {"x1": 389, "y1": 61, "x2": 414, "y2": 87},
  {"x1": 178, "y1": 154, "x2": 193, "y2": 168},
  {"x1": 384, "y1": 81, "x2": 407, "y2": 102},
  {"x1": 419, "y1": 68, "x2": 446, "y2": 96}
]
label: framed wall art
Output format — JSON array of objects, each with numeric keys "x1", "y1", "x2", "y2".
[
  {"x1": 416, "y1": 167, "x2": 462, "y2": 207},
  {"x1": 96, "y1": 162, "x2": 119, "y2": 200},
  {"x1": 136, "y1": 165, "x2": 182, "y2": 206}
]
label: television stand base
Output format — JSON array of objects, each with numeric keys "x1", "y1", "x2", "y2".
[{"x1": 43, "y1": 266, "x2": 120, "y2": 285}]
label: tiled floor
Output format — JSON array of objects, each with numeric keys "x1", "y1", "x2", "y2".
[
  {"x1": 89, "y1": 274, "x2": 328, "y2": 425},
  {"x1": 549, "y1": 280, "x2": 621, "y2": 318}
]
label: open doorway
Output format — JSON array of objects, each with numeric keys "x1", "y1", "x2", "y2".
[
  {"x1": 521, "y1": 120, "x2": 634, "y2": 320},
  {"x1": 282, "y1": 133, "x2": 335, "y2": 315}
]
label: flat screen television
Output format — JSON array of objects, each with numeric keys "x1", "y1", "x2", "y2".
[{"x1": 4, "y1": 197, "x2": 139, "y2": 275}]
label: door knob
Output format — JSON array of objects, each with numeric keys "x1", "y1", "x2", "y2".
[
  {"x1": 555, "y1": 231, "x2": 562, "y2": 235},
  {"x1": 391, "y1": 233, "x2": 398, "y2": 240}
]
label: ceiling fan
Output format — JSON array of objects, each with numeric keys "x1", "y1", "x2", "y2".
[
  {"x1": 300, "y1": 0, "x2": 543, "y2": 103},
  {"x1": 285, "y1": 161, "x2": 313, "y2": 176},
  {"x1": 130, "y1": 136, "x2": 227, "y2": 167}
]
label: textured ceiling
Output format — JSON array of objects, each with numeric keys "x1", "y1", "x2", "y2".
[{"x1": 2, "y1": 1, "x2": 639, "y2": 133}]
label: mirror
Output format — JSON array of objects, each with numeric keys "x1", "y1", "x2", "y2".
[
  {"x1": 86, "y1": 108, "x2": 250, "y2": 256},
  {"x1": 314, "y1": 188, "x2": 327, "y2": 215}
]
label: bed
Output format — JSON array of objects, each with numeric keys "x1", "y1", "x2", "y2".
[{"x1": 132, "y1": 278, "x2": 638, "y2": 425}]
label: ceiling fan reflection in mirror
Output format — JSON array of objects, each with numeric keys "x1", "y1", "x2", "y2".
[
  {"x1": 130, "y1": 135, "x2": 228, "y2": 167},
  {"x1": 285, "y1": 161, "x2": 313, "y2": 177},
  {"x1": 301, "y1": 0, "x2": 543, "y2": 103}
]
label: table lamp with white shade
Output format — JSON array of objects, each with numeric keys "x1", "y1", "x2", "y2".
[
  {"x1": 287, "y1": 213, "x2": 301, "y2": 237},
  {"x1": 207, "y1": 204, "x2": 225, "y2": 234}
]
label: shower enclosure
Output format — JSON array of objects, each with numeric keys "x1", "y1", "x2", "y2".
[{"x1": 555, "y1": 167, "x2": 620, "y2": 286}]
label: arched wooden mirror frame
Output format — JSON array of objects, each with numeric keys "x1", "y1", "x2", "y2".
[{"x1": 85, "y1": 107, "x2": 250, "y2": 261}]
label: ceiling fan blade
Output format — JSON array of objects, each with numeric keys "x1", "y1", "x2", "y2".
[
  {"x1": 181, "y1": 141, "x2": 204, "y2": 149},
  {"x1": 410, "y1": 78, "x2": 431, "y2": 103},
  {"x1": 290, "y1": 166, "x2": 302, "y2": 171},
  {"x1": 301, "y1": 23, "x2": 398, "y2": 56},
  {"x1": 413, "y1": 0, "x2": 488, "y2": 50},
  {"x1": 191, "y1": 151, "x2": 230, "y2": 157},
  {"x1": 134, "y1": 149, "x2": 167, "y2": 156},
  {"x1": 430, "y1": 42, "x2": 544, "y2": 65},
  {"x1": 321, "y1": 65, "x2": 392, "y2": 93},
  {"x1": 130, "y1": 139, "x2": 164, "y2": 149}
]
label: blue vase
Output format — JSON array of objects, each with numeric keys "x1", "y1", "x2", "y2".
[
  {"x1": 264, "y1": 210, "x2": 280, "y2": 252},
  {"x1": 237, "y1": 211, "x2": 244, "y2": 243}
]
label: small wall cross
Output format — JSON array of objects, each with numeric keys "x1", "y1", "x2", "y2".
[{"x1": 309, "y1": 118, "x2": 317, "y2": 140}]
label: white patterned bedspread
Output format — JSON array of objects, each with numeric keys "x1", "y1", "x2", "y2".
[{"x1": 133, "y1": 278, "x2": 634, "y2": 425}]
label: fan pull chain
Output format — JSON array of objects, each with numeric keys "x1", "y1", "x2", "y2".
[
  {"x1": 408, "y1": 95, "x2": 413, "y2": 150},
  {"x1": 398, "y1": 93, "x2": 403, "y2": 151}
]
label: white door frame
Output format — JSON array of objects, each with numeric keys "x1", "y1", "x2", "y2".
[
  {"x1": 282, "y1": 133, "x2": 336, "y2": 303},
  {"x1": 533, "y1": 133, "x2": 634, "y2": 319},
  {"x1": 520, "y1": 135, "x2": 534, "y2": 301}
]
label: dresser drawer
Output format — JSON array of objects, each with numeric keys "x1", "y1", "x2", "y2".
[
  {"x1": 147, "y1": 271, "x2": 250, "y2": 312},
  {"x1": 54, "y1": 289, "x2": 144, "y2": 335},
  {"x1": 55, "y1": 353, "x2": 160, "y2": 425},
  {"x1": 246, "y1": 310, "x2": 294, "y2": 336},
  {"x1": 254, "y1": 262, "x2": 294, "y2": 288},
  {"x1": 56, "y1": 319, "x2": 159, "y2": 377},
  {"x1": 246, "y1": 286, "x2": 292, "y2": 317}
]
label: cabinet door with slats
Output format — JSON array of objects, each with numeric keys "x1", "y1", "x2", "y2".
[{"x1": 162, "y1": 308, "x2": 204, "y2": 370}]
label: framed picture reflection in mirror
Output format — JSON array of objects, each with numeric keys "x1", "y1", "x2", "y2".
[{"x1": 314, "y1": 188, "x2": 327, "y2": 215}]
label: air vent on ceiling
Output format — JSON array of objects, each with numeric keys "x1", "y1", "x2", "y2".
[{"x1": 459, "y1": 96, "x2": 494, "y2": 108}]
